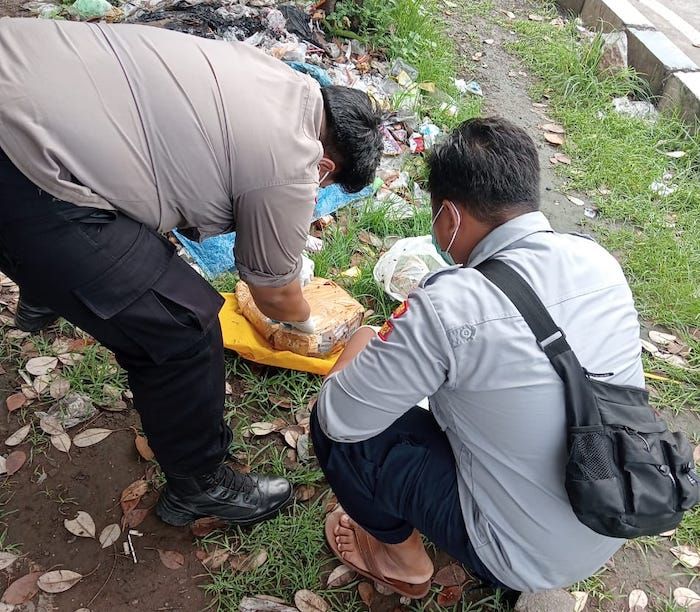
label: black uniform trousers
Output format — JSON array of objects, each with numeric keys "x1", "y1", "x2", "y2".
[
  {"x1": 0, "y1": 150, "x2": 231, "y2": 477},
  {"x1": 310, "y1": 406, "x2": 510, "y2": 590}
]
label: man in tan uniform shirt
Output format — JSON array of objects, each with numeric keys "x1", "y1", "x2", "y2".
[{"x1": 0, "y1": 17, "x2": 382, "y2": 526}]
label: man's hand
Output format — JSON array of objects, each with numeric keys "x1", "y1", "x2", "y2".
[{"x1": 248, "y1": 279, "x2": 311, "y2": 323}]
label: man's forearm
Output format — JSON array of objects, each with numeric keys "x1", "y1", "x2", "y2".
[
  {"x1": 248, "y1": 280, "x2": 310, "y2": 322},
  {"x1": 326, "y1": 326, "x2": 376, "y2": 377}
]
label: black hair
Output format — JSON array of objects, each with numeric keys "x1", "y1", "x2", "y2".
[
  {"x1": 426, "y1": 117, "x2": 540, "y2": 224},
  {"x1": 320, "y1": 85, "x2": 383, "y2": 193}
]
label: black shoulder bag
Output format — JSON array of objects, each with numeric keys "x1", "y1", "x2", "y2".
[{"x1": 477, "y1": 258, "x2": 699, "y2": 538}]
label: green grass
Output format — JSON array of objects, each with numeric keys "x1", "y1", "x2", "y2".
[
  {"x1": 60, "y1": 344, "x2": 127, "y2": 405},
  {"x1": 503, "y1": 4, "x2": 700, "y2": 404},
  {"x1": 201, "y1": 500, "x2": 364, "y2": 611}
]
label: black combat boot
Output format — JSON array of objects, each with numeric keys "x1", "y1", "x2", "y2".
[
  {"x1": 14, "y1": 297, "x2": 59, "y2": 332},
  {"x1": 156, "y1": 464, "x2": 293, "y2": 527}
]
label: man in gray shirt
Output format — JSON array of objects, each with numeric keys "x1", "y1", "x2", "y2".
[
  {"x1": 0, "y1": 19, "x2": 382, "y2": 527},
  {"x1": 312, "y1": 117, "x2": 638, "y2": 596}
]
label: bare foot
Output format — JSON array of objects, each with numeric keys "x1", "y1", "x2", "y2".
[{"x1": 333, "y1": 514, "x2": 434, "y2": 584}]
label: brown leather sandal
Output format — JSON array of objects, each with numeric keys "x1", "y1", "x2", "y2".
[{"x1": 324, "y1": 509, "x2": 431, "y2": 599}]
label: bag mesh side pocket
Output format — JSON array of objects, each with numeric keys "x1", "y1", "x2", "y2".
[{"x1": 569, "y1": 429, "x2": 615, "y2": 481}]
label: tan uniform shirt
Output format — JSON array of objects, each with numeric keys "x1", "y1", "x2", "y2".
[{"x1": 0, "y1": 18, "x2": 324, "y2": 286}]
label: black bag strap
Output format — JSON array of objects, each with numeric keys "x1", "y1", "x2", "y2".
[{"x1": 476, "y1": 258, "x2": 601, "y2": 427}]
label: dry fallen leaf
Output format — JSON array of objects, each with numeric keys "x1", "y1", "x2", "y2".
[
  {"x1": 231, "y1": 549, "x2": 268, "y2": 572},
  {"x1": 134, "y1": 435, "x2": 155, "y2": 461},
  {"x1": 1, "y1": 572, "x2": 41, "y2": 605},
  {"x1": 674, "y1": 587, "x2": 700, "y2": 608},
  {"x1": 5, "y1": 424, "x2": 31, "y2": 447},
  {"x1": 438, "y1": 585, "x2": 463, "y2": 606},
  {"x1": 239, "y1": 597, "x2": 296, "y2": 612},
  {"x1": 25, "y1": 356, "x2": 58, "y2": 376},
  {"x1": 357, "y1": 582, "x2": 374, "y2": 607},
  {"x1": 568, "y1": 195, "x2": 585, "y2": 207},
  {"x1": 99, "y1": 524, "x2": 121, "y2": 549},
  {"x1": 665, "y1": 151, "x2": 686, "y2": 158},
  {"x1": 158, "y1": 549, "x2": 185, "y2": 570},
  {"x1": 358, "y1": 231, "x2": 383, "y2": 249},
  {"x1": 73, "y1": 428, "x2": 113, "y2": 447},
  {"x1": 640, "y1": 339, "x2": 659, "y2": 355},
  {"x1": 40, "y1": 415, "x2": 65, "y2": 436},
  {"x1": 50, "y1": 433, "x2": 71, "y2": 454},
  {"x1": 649, "y1": 330, "x2": 677, "y2": 346},
  {"x1": 37, "y1": 570, "x2": 82, "y2": 594},
  {"x1": 529, "y1": 13, "x2": 544, "y2": 21},
  {"x1": 628, "y1": 588, "x2": 648, "y2": 611},
  {"x1": 542, "y1": 123, "x2": 565, "y2": 134},
  {"x1": 572, "y1": 591, "x2": 588, "y2": 612},
  {"x1": 544, "y1": 132, "x2": 565, "y2": 146},
  {"x1": 201, "y1": 548, "x2": 230, "y2": 571},
  {"x1": 49, "y1": 378, "x2": 70, "y2": 400},
  {"x1": 671, "y1": 544, "x2": 700, "y2": 568},
  {"x1": 5, "y1": 451, "x2": 26, "y2": 476},
  {"x1": 434, "y1": 563, "x2": 467, "y2": 587},
  {"x1": 33, "y1": 374, "x2": 52, "y2": 396},
  {"x1": 0, "y1": 457, "x2": 5, "y2": 476},
  {"x1": 295, "y1": 485, "x2": 316, "y2": 502},
  {"x1": 660, "y1": 529, "x2": 677, "y2": 537},
  {"x1": 191, "y1": 516, "x2": 226, "y2": 537},
  {"x1": 57, "y1": 353, "x2": 82, "y2": 366},
  {"x1": 120, "y1": 479, "x2": 149, "y2": 516},
  {"x1": 121, "y1": 507, "x2": 150, "y2": 529},
  {"x1": 326, "y1": 565, "x2": 356, "y2": 588},
  {"x1": 294, "y1": 590, "x2": 329, "y2": 612},
  {"x1": 64, "y1": 511, "x2": 96, "y2": 539},
  {"x1": 243, "y1": 422, "x2": 276, "y2": 437},
  {"x1": 6, "y1": 393, "x2": 27, "y2": 413},
  {"x1": 554, "y1": 153, "x2": 572, "y2": 165},
  {"x1": 283, "y1": 427, "x2": 302, "y2": 449},
  {"x1": 0, "y1": 552, "x2": 18, "y2": 571}
]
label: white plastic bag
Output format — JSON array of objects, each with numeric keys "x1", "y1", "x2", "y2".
[{"x1": 373, "y1": 235, "x2": 447, "y2": 301}]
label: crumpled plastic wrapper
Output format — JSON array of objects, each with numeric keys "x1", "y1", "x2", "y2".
[{"x1": 35, "y1": 392, "x2": 97, "y2": 430}]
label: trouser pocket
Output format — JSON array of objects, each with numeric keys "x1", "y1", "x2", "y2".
[{"x1": 74, "y1": 225, "x2": 224, "y2": 364}]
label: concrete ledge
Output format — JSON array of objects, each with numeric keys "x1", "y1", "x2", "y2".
[
  {"x1": 556, "y1": 0, "x2": 700, "y2": 125},
  {"x1": 627, "y1": 28, "x2": 698, "y2": 96},
  {"x1": 660, "y1": 71, "x2": 700, "y2": 126},
  {"x1": 558, "y1": 0, "x2": 586, "y2": 15},
  {"x1": 580, "y1": 0, "x2": 653, "y2": 33}
]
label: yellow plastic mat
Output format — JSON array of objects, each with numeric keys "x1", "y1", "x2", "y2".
[{"x1": 218, "y1": 293, "x2": 341, "y2": 376}]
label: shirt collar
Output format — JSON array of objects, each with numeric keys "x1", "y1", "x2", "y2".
[{"x1": 466, "y1": 211, "x2": 554, "y2": 268}]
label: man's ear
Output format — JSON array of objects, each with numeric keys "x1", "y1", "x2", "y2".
[
  {"x1": 443, "y1": 199, "x2": 461, "y2": 233},
  {"x1": 319, "y1": 156, "x2": 336, "y2": 176}
]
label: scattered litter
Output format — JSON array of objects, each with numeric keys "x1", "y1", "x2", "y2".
[
  {"x1": 567, "y1": 195, "x2": 585, "y2": 207},
  {"x1": 483, "y1": 38, "x2": 495, "y2": 45},
  {"x1": 584, "y1": 207, "x2": 598, "y2": 219},
  {"x1": 390, "y1": 58, "x2": 418, "y2": 82},
  {"x1": 472, "y1": 51, "x2": 484, "y2": 61},
  {"x1": 599, "y1": 32, "x2": 627, "y2": 73},
  {"x1": 455, "y1": 78, "x2": 483, "y2": 96},
  {"x1": 612, "y1": 97, "x2": 658, "y2": 121},
  {"x1": 665, "y1": 150, "x2": 686, "y2": 158},
  {"x1": 305, "y1": 235, "x2": 324, "y2": 253},
  {"x1": 374, "y1": 236, "x2": 447, "y2": 301},
  {"x1": 650, "y1": 179, "x2": 677, "y2": 197},
  {"x1": 528, "y1": 14, "x2": 544, "y2": 21},
  {"x1": 409, "y1": 133, "x2": 425, "y2": 154},
  {"x1": 36, "y1": 392, "x2": 97, "y2": 430},
  {"x1": 418, "y1": 120, "x2": 441, "y2": 148}
]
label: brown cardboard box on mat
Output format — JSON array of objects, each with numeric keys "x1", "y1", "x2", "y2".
[{"x1": 235, "y1": 278, "x2": 365, "y2": 358}]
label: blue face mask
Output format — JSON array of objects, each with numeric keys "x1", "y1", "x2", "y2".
[{"x1": 431, "y1": 203, "x2": 460, "y2": 265}]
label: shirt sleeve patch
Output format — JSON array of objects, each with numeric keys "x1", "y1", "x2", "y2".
[
  {"x1": 378, "y1": 320, "x2": 394, "y2": 341},
  {"x1": 391, "y1": 300, "x2": 409, "y2": 319}
]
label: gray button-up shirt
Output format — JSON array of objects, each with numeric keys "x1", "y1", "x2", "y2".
[{"x1": 317, "y1": 211, "x2": 643, "y2": 591}]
